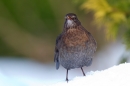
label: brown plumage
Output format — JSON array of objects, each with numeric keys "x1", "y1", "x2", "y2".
[{"x1": 54, "y1": 13, "x2": 97, "y2": 82}]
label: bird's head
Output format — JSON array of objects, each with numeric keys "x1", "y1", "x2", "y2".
[{"x1": 64, "y1": 13, "x2": 81, "y2": 29}]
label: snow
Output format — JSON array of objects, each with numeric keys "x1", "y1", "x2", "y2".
[
  {"x1": 0, "y1": 72, "x2": 27, "y2": 86},
  {"x1": 0, "y1": 61, "x2": 130, "y2": 86},
  {"x1": 52, "y1": 63, "x2": 130, "y2": 86}
]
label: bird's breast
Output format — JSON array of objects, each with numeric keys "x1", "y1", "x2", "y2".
[{"x1": 63, "y1": 28, "x2": 88, "y2": 47}]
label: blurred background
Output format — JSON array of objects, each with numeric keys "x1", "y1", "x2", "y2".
[{"x1": 0, "y1": 0, "x2": 130, "y2": 85}]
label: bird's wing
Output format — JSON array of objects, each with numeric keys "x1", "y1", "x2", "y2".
[
  {"x1": 54, "y1": 33, "x2": 62, "y2": 69},
  {"x1": 82, "y1": 26, "x2": 97, "y2": 66},
  {"x1": 86, "y1": 31, "x2": 97, "y2": 53},
  {"x1": 81, "y1": 26, "x2": 97, "y2": 53}
]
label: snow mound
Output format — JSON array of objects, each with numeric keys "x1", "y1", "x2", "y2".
[
  {"x1": 0, "y1": 63, "x2": 130, "y2": 86},
  {"x1": 52, "y1": 63, "x2": 130, "y2": 86}
]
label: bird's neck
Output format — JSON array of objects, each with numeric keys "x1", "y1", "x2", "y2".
[
  {"x1": 63, "y1": 26, "x2": 81, "y2": 32},
  {"x1": 64, "y1": 19, "x2": 81, "y2": 29}
]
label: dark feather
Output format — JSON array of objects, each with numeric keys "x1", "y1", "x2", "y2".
[{"x1": 54, "y1": 34, "x2": 62, "y2": 69}]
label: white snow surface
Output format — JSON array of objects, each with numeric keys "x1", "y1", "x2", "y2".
[
  {"x1": 53, "y1": 63, "x2": 130, "y2": 86},
  {"x1": 0, "y1": 62, "x2": 130, "y2": 86}
]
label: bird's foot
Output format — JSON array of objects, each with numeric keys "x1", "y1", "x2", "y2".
[{"x1": 66, "y1": 78, "x2": 69, "y2": 83}]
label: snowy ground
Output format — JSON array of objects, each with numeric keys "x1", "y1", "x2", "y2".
[
  {"x1": 0, "y1": 61, "x2": 130, "y2": 86},
  {"x1": 53, "y1": 63, "x2": 130, "y2": 86},
  {"x1": 0, "y1": 41, "x2": 129, "y2": 86}
]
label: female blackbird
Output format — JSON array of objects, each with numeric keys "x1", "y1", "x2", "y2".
[{"x1": 54, "y1": 13, "x2": 97, "y2": 82}]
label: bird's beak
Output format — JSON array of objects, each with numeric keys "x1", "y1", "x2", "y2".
[{"x1": 66, "y1": 16, "x2": 71, "y2": 20}]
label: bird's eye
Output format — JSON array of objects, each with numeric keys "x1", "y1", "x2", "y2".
[
  {"x1": 71, "y1": 16, "x2": 76, "y2": 18},
  {"x1": 71, "y1": 16, "x2": 77, "y2": 21}
]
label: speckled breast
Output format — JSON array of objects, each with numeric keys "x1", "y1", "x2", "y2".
[
  {"x1": 63, "y1": 28, "x2": 89, "y2": 47},
  {"x1": 59, "y1": 28, "x2": 93, "y2": 69}
]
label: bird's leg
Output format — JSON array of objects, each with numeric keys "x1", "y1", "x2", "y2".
[
  {"x1": 81, "y1": 67, "x2": 86, "y2": 76},
  {"x1": 66, "y1": 69, "x2": 69, "y2": 82}
]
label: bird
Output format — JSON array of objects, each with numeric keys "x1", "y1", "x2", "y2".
[{"x1": 54, "y1": 13, "x2": 97, "y2": 82}]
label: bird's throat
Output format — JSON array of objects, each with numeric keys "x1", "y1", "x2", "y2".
[{"x1": 66, "y1": 20, "x2": 75, "y2": 28}]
